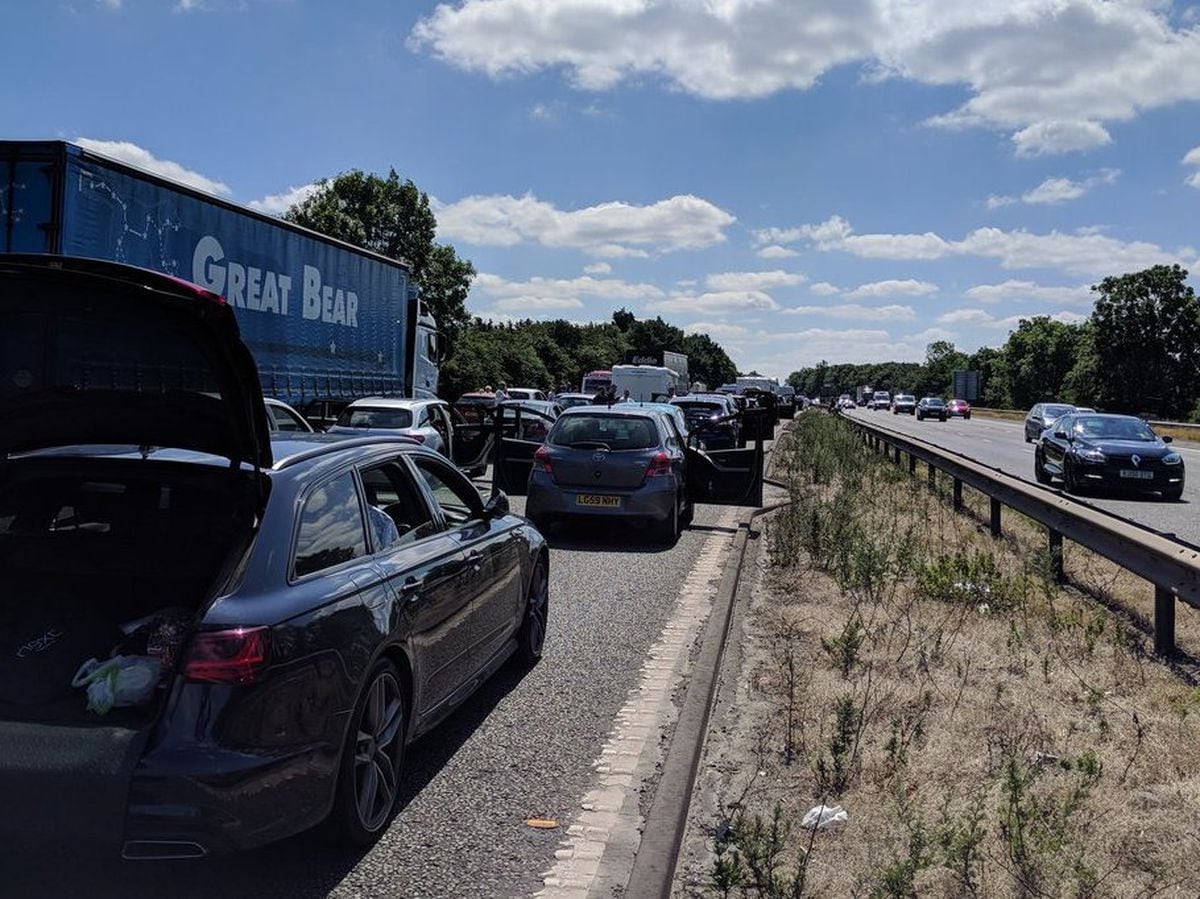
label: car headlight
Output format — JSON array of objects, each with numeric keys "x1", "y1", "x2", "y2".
[
  {"x1": 1074, "y1": 447, "x2": 1106, "y2": 463},
  {"x1": 1163, "y1": 452, "x2": 1183, "y2": 466}
]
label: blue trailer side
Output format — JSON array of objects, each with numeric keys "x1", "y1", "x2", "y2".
[{"x1": 0, "y1": 141, "x2": 437, "y2": 404}]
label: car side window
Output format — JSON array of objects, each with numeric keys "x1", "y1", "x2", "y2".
[
  {"x1": 1031, "y1": 404, "x2": 1041, "y2": 418},
  {"x1": 416, "y1": 407, "x2": 430, "y2": 427},
  {"x1": 662, "y1": 414, "x2": 684, "y2": 449},
  {"x1": 410, "y1": 458, "x2": 484, "y2": 528},
  {"x1": 359, "y1": 461, "x2": 439, "y2": 551},
  {"x1": 294, "y1": 472, "x2": 368, "y2": 578},
  {"x1": 270, "y1": 404, "x2": 309, "y2": 433}
]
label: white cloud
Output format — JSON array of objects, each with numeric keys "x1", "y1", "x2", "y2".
[
  {"x1": 809, "y1": 282, "x2": 841, "y2": 296},
  {"x1": 987, "y1": 195, "x2": 1016, "y2": 209},
  {"x1": 98, "y1": 0, "x2": 122, "y2": 8},
  {"x1": 648, "y1": 290, "x2": 780, "y2": 314},
  {"x1": 756, "y1": 244, "x2": 799, "y2": 259},
  {"x1": 938, "y1": 307, "x2": 1088, "y2": 327},
  {"x1": 843, "y1": 279, "x2": 938, "y2": 299},
  {"x1": 434, "y1": 192, "x2": 735, "y2": 257},
  {"x1": 528, "y1": 102, "x2": 555, "y2": 121},
  {"x1": 1184, "y1": 146, "x2": 1200, "y2": 189},
  {"x1": 964, "y1": 280, "x2": 1094, "y2": 306},
  {"x1": 472, "y1": 272, "x2": 664, "y2": 304},
  {"x1": 782, "y1": 303, "x2": 917, "y2": 321},
  {"x1": 583, "y1": 262, "x2": 612, "y2": 275},
  {"x1": 770, "y1": 214, "x2": 1190, "y2": 277},
  {"x1": 411, "y1": 1, "x2": 1200, "y2": 154},
  {"x1": 1020, "y1": 169, "x2": 1119, "y2": 205},
  {"x1": 76, "y1": 138, "x2": 230, "y2": 196},
  {"x1": 1011, "y1": 120, "x2": 1112, "y2": 157},
  {"x1": 683, "y1": 321, "x2": 749, "y2": 339},
  {"x1": 704, "y1": 270, "x2": 806, "y2": 292},
  {"x1": 492, "y1": 296, "x2": 583, "y2": 312},
  {"x1": 248, "y1": 182, "x2": 319, "y2": 215}
]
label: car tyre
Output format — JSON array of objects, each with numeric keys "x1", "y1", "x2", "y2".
[
  {"x1": 964, "y1": 413, "x2": 971, "y2": 420},
  {"x1": 1062, "y1": 459, "x2": 1082, "y2": 494},
  {"x1": 1033, "y1": 451, "x2": 1051, "y2": 484},
  {"x1": 655, "y1": 496, "x2": 681, "y2": 545},
  {"x1": 329, "y1": 660, "x2": 407, "y2": 847},
  {"x1": 515, "y1": 558, "x2": 549, "y2": 667},
  {"x1": 1164, "y1": 486, "x2": 1184, "y2": 502}
]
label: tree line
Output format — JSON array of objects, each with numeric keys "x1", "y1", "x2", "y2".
[
  {"x1": 788, "y1": 265, "x2": 1200, "y2": 420},
  {"x1": 283, "y1": 169, "x2": 737, "y2": 401}
]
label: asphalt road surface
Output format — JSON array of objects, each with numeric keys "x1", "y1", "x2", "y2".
[
  {"x1": 2, "y1": 493, "x2": 746, "y2": 899},
  {"x1": 845, "y1": 407, "x2": 1199, "y2": 545}
]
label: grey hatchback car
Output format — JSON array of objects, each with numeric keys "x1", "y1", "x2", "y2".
[
  {"x1": 0, "y1": 256, "x2": 549, "y2": 858},
  {"x1": 526, "y1": 406, "x2": 694, "y2": 542}
]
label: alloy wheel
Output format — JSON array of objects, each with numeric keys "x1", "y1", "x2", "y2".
[{"x1": 353, "y1": 671, "x2": 405, "y2": 832}]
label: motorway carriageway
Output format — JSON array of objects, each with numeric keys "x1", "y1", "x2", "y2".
[{"x1": 845, "y1": 407, "x2": 1200, "y2": 546}]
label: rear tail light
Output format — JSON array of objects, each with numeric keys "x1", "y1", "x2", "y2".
[
  {"x1": 645, "y1": 451, "x2": 673, "y2": 478},
  {"x1": 534, "y1": 445, "x2": 554, "y2": 475},
  {"x1": 183, "y1": 627, "x2": 270, "y2": 684}
]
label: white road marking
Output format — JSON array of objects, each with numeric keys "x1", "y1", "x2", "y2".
[{"x1": 534, "y1": 510, "x2": 737, "y2": 898}]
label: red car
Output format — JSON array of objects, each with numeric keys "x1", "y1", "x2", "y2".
[{"x1": 947, "y1": 399, "x2": 972, "y2": 419}]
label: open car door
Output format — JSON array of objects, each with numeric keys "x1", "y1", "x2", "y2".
[
  {"x1": 492, "y1": 404, "x2": 557, "y2": 495},
  {"x1": 685, "y1": 407, "x2": 767, "y2": 507},
  {"x1": 450, "y1": 405, "x2": 495, "y2": 478}
]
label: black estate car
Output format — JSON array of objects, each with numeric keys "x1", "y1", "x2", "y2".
[
  {"x1": 1034, "y1": 413, "x2": 1184, "y2": 500},
  {"x1": 0, "y1": 256, "x2": 549, "y2": 858}
]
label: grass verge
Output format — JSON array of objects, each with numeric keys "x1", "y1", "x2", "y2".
[{"x1": 700, "y1": 413, "x2": 1200, "y2": 898}]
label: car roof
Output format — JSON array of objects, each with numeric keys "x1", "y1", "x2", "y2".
[
  {"x1": 672, "y1": 394, "x2": 727, "y2": 403},
  {"x1": 268, "y1": 433, "x2": 422, "y2": 470},
  {"x1": 559, "y1": 405, "x2": 659, "y2": 418},
  {"x1": 344, "y1": 396, "x2": 443, "y2": 409}
]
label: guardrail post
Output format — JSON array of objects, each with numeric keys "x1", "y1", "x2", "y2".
[
  {"x1": 989, "y1": 498, "x2": 1002, "y2": 537},
  {"x1": 1155, "y1": 587, "x2": 1176, "y2": 657},
  {"x1": 908, "y1": 453, "x2": 917, "y2": 475},
  {"x1": 1048, "y1": 529, "x2": 1063, "y2": 582},
  {"x1": 927, "y1": 462, "x2": 936, "y2": 488},
  {"x1": 953, "y1": 478, "x2": 963, "y2": 511}
]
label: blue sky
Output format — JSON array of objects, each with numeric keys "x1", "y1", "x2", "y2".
[{"x1": 5, "y1": 0, "x2": 1200, "y2": 378}]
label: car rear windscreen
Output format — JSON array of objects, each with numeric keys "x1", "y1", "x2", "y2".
[
  {"x1": 336, "y1": 407, "x2": 413, "y2": 429},
  {"x1": 550, "y1": 415, "x2": 659, "y2": 450}
]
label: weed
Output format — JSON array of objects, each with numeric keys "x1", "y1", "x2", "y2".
[
  {"x1": 815, "y1": 694, "x2": 861, "y2": 797},
  {"x1": 711, "y1": 803, "x2": 809, "y2": 898},
  {"x1": 821, "y1": 616, "x2": 865, "y2": 678},
  {"x1": 935, "y1": 791, "x2": 988, "y2": 897}
]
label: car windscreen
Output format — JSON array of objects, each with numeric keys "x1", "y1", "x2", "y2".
[
  {"x1": 1073, "y1": 416, "x2": 1157, "y2": 441},
  {"x1": 549, "y1": 414, "x2": 660, "y2": 451},
  {"x1": 1043, "y1": 404, "x2": 1074, "y2": 418},
  {"x1": 335, "y1": 407, "x2": 413, "y2": 429},
  {"x1": 673, "y1": 402, "x2": 724, "y2": 421},
  {"x1": 924, "y1": 398, "x2": 945, "y2": 406}
]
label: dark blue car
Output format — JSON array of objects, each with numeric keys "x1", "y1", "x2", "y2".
[{"x1": 0, "y1": 256, "x2": 548, "y2": 857}]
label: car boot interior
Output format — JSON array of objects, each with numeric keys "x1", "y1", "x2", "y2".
[{"x1": 0, "y1": 458, "x2": 263, "y2": 726}]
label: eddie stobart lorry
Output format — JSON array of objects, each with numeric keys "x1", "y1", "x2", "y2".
[{"x1": 0, "y1": 141, "x2": 439, "y2": 414}]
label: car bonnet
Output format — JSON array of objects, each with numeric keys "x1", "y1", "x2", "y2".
[{"x1": 0, "y1": 255, "x2": 272, "y2": 468}]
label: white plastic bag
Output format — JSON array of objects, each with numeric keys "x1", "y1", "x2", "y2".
[
  {"x1": 801, "y1": 804, "x2": 848, "y2": 831},
  {"x1": 72, "y1": 656, "x2": 161, "y2": 715}
]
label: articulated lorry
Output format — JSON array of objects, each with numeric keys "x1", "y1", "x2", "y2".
[{"x1": 0, "y1": 141, "x2": 439, "y2": 408}]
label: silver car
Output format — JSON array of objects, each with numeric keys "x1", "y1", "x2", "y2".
[{"x1": 328, "y1": 397, "x2": 455, "y2": 453}]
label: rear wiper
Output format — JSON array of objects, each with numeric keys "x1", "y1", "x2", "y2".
[{"x1": 568, "y1": 441, "x2": 612, "y2": 451}]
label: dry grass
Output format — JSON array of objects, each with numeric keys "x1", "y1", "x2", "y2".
[{"x1": 704, "y1": 415, "x2": 1200, "y2": 898}]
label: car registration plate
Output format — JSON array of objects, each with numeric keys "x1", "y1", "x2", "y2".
[
  {"x1": 576, "y1": 494, "x2": 622, "y2": 508},
  {"x1": 1119, "y1": 469, "x2": 1154, "y2": 480}
]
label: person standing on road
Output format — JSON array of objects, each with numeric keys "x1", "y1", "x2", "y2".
[{"x1": 495, "y1": 382, "x2": 510, "y2": 402}]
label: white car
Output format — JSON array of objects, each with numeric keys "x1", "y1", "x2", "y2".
[{"x1": 327, "y1": 397, "x2": 459, "y2": 455}]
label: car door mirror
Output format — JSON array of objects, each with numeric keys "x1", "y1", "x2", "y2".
[
  {"x1": 1054, "y1": 430, "x2": 1068, "y2": 439},
  {"x1": 482, "y1": 490, "x2": 510, "y2": 520},
  {"x1": 1163, "y1": 435, "x2": 1174, "y2": 444}
]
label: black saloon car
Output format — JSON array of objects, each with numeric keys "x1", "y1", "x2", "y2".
[
  {"x1": 916, "y1": 397, "x2": 948, "y2": 421},
  {"x1": 0, "y1": 256, "x2": 549, "y2": 857},
  {"x1": 1034, "y1": 413, "x2": 1184, "y2": 500}
]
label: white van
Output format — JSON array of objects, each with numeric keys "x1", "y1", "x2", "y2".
[{"x1": 610, "y1": 364, "x2": 682, "y2": 402}]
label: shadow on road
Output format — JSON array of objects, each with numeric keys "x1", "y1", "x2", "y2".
[{"x1": 0, "y1": 666, "x2": 531, "y2": 899}]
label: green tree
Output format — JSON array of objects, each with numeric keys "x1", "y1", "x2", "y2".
[
  {"x1": 284, "y1": 169, "x2": 476, "y2": 354},
  {"x1": 1089, "y1": 265, "x2": 1200, "y2": 418},
  {"x1": 682, "y1": 331, "x2": 737, "y2": 389},
  {"x1": 612, "y1": 308, "x2": 635, "y2": 332},
  {"x1": 999, "y1": 317, "x2": 1085, "y2": 409},
  {"x1": 967, "y1": 345, "x2": 1008, "y2": 407},
  {"x1": 916, "y1": 341, "x2": 968, "y2": 396}
]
